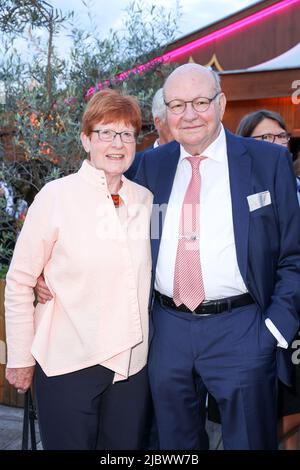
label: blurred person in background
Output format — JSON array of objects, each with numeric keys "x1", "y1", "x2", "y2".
[
  {"x1": 293, "y1": 151, "x2": 300, "y2": 206},
  {"x1": 125, "y1": 87, "x2": 174, "y2": 179},
  {"x1": 208, "y1": 109, "x2": 300, "y2": 450}
]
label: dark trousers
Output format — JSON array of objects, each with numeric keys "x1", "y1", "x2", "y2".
[
  {"x1": 148, "y1": 299, "x2": 278, "y2": 450},
  {"x1": 35, "y1": 363, "x2": 150, "y2": 450}
]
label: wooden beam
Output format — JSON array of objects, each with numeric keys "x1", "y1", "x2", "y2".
[
  {"x1": 221, "y1": 68, "x2": 300, "y2": 100},
  {"x1": 165, "y1": 0, "x2": 282, "y2": 52}
]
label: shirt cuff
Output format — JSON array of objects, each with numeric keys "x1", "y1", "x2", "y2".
[{"x1": 265, "y1": 318, "x2": 288, "y2": 349}]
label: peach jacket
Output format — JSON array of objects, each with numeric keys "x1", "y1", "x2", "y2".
[{"x1": 5, "y1": 160, "x2": 153, "y2": 382}]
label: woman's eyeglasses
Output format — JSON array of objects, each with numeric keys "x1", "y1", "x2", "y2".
[{"x1": 91, "y1": 129, "x2": 136, "y2": 143}]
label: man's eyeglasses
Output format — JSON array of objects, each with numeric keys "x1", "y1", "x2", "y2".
[
  {"x1": 91, "y1": 129, "x2": 136, "y2": 143},
  {"x1": 251, "y1": 132, "x2": 291, "y2": 144},
  {"x1": 164, "y1": 92, "x2": 221, "y2": 115}
]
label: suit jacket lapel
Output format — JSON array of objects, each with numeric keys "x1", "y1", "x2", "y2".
[
  {"x1": 152, "y1": 141, "x2": 180, "y2": 272},
  {"x1": 226, "y1": 130, "x2": 251, "y2": 283}
]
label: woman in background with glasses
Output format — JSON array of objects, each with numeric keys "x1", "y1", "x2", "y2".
[
  {"x1": 236, "y1": 109, "x2": 291, "y2": 147},
  {"x1": 4, "y1": 89, "x2": 153, "y2": 450},
  {"x1": 237, "y1": 109, "x2": 299, "y2": 450},
  {"x1": 208, "y1": 108, "x2": 300, "y2": 450}
]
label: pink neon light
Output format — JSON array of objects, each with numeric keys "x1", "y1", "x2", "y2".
[
  {"x1": 86, "y1": 0, "x2": 299, "y2": 97},
  {"x1": 167, "y1": 0, "x2": 299, "y2": 61}
]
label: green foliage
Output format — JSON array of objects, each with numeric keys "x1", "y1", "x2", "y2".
[
  {"x1": 0, "y1": 0, "x2": 181, "y2": 270},
  {"x1": 0, "y1": 0, "x2": 73, "y2": 35},
  {"x1": 67, "y1": 0, "x2": 181, "y2": 134},
  {"x1": 0, "y1": 264, "x2": 9, "y2": 279}
]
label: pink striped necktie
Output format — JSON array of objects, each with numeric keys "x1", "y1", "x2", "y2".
[{"x1": 173, "y1": 156, "x2": 206, "y2": 311}]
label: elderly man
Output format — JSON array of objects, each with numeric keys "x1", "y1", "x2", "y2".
[
  {"x1": 136, "y1": 63, "x2": 300, "y2": 450},
  {"x1": 35, "y1": 64, "x2": 300, "y2": 450}
]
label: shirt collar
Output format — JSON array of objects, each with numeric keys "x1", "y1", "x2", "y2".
[
  {"x1": 78, "y1": 159, "x2": 109, "y2": 189},
  {"x1": 78, "y1": 160, "x2": 130, "y2": 205},
  {"x1": 179, "y1": 124, "x2": 226, "y2": 163},
  {"x1": 119, "y1": 176, "x2": 129, "y2": 206}
]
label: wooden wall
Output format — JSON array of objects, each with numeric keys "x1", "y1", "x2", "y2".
[{"x1": 223, "y1": 96, "x2": 300, "y2": 136}]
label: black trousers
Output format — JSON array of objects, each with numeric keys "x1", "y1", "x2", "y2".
[
  {"x1": 35, "y1": 363, "x2": 151, "y2": 450},
  {"x1": 149, "y1": 300, "x2": 278, "y2": 450}
]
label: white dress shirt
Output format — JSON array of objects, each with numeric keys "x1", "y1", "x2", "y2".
[
  {"x1": 156, "y1": 126, "x2": 247, "y2": 299},
  {"x1": 155, "y1": 126, "x2": 287, "y2": 348}
]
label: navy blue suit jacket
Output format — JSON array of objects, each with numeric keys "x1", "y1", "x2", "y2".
[
  {"x1": 125, "y1": 144, "x2": 158, "y2": 180},
  {"x1": 124, "y1": 151, "x2": 144, "y2": 180},
  {"x1": 134, "y1": 129, "x2": 300, "y2": 381}
]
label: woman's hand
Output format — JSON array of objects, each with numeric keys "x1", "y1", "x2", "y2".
[
  {"x1": 5, "y1": 366, "x2": 35, "y2": 393},
  {"x1": 35, "y1": 274, "x2": 53, "y2": 304}
]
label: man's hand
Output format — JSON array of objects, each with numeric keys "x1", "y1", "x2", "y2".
[
  {"x1": 6, "y1": 366, "x2": 35, "y2": 393},
  {"x1": 35, "y1": 274, "x2": 53, "y2": 303}
]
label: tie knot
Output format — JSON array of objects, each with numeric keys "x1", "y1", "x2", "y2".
[{"x1": 186, "y1": 156, "x2": 206, "y2": 171}]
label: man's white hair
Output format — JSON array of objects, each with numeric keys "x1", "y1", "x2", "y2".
[
  {"x1": 151, "y1": 88, "x2": 167, "y2": 122},
  {"x1": 206, "y1": 66, "x2": 221, "y2": 93}
]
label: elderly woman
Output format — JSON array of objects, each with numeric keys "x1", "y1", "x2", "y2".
[{"x1": 5, "y1": 89, "x2": 153, "y2": 450}]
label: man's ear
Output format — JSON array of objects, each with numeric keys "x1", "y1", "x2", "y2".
[
  {"x1": 80, "y1": 132, "x2": 91, "y2": 153},
  {"x1": 218, "y1": 92, "x2": 227, "y2": 120},
  {"x1": 154, "y1": 116, "x2": 162, "y2": 133}
]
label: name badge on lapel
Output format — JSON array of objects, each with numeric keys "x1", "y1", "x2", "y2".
[{"x1": 247, "y1": 190, "x2": 271, "y2": 212}]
